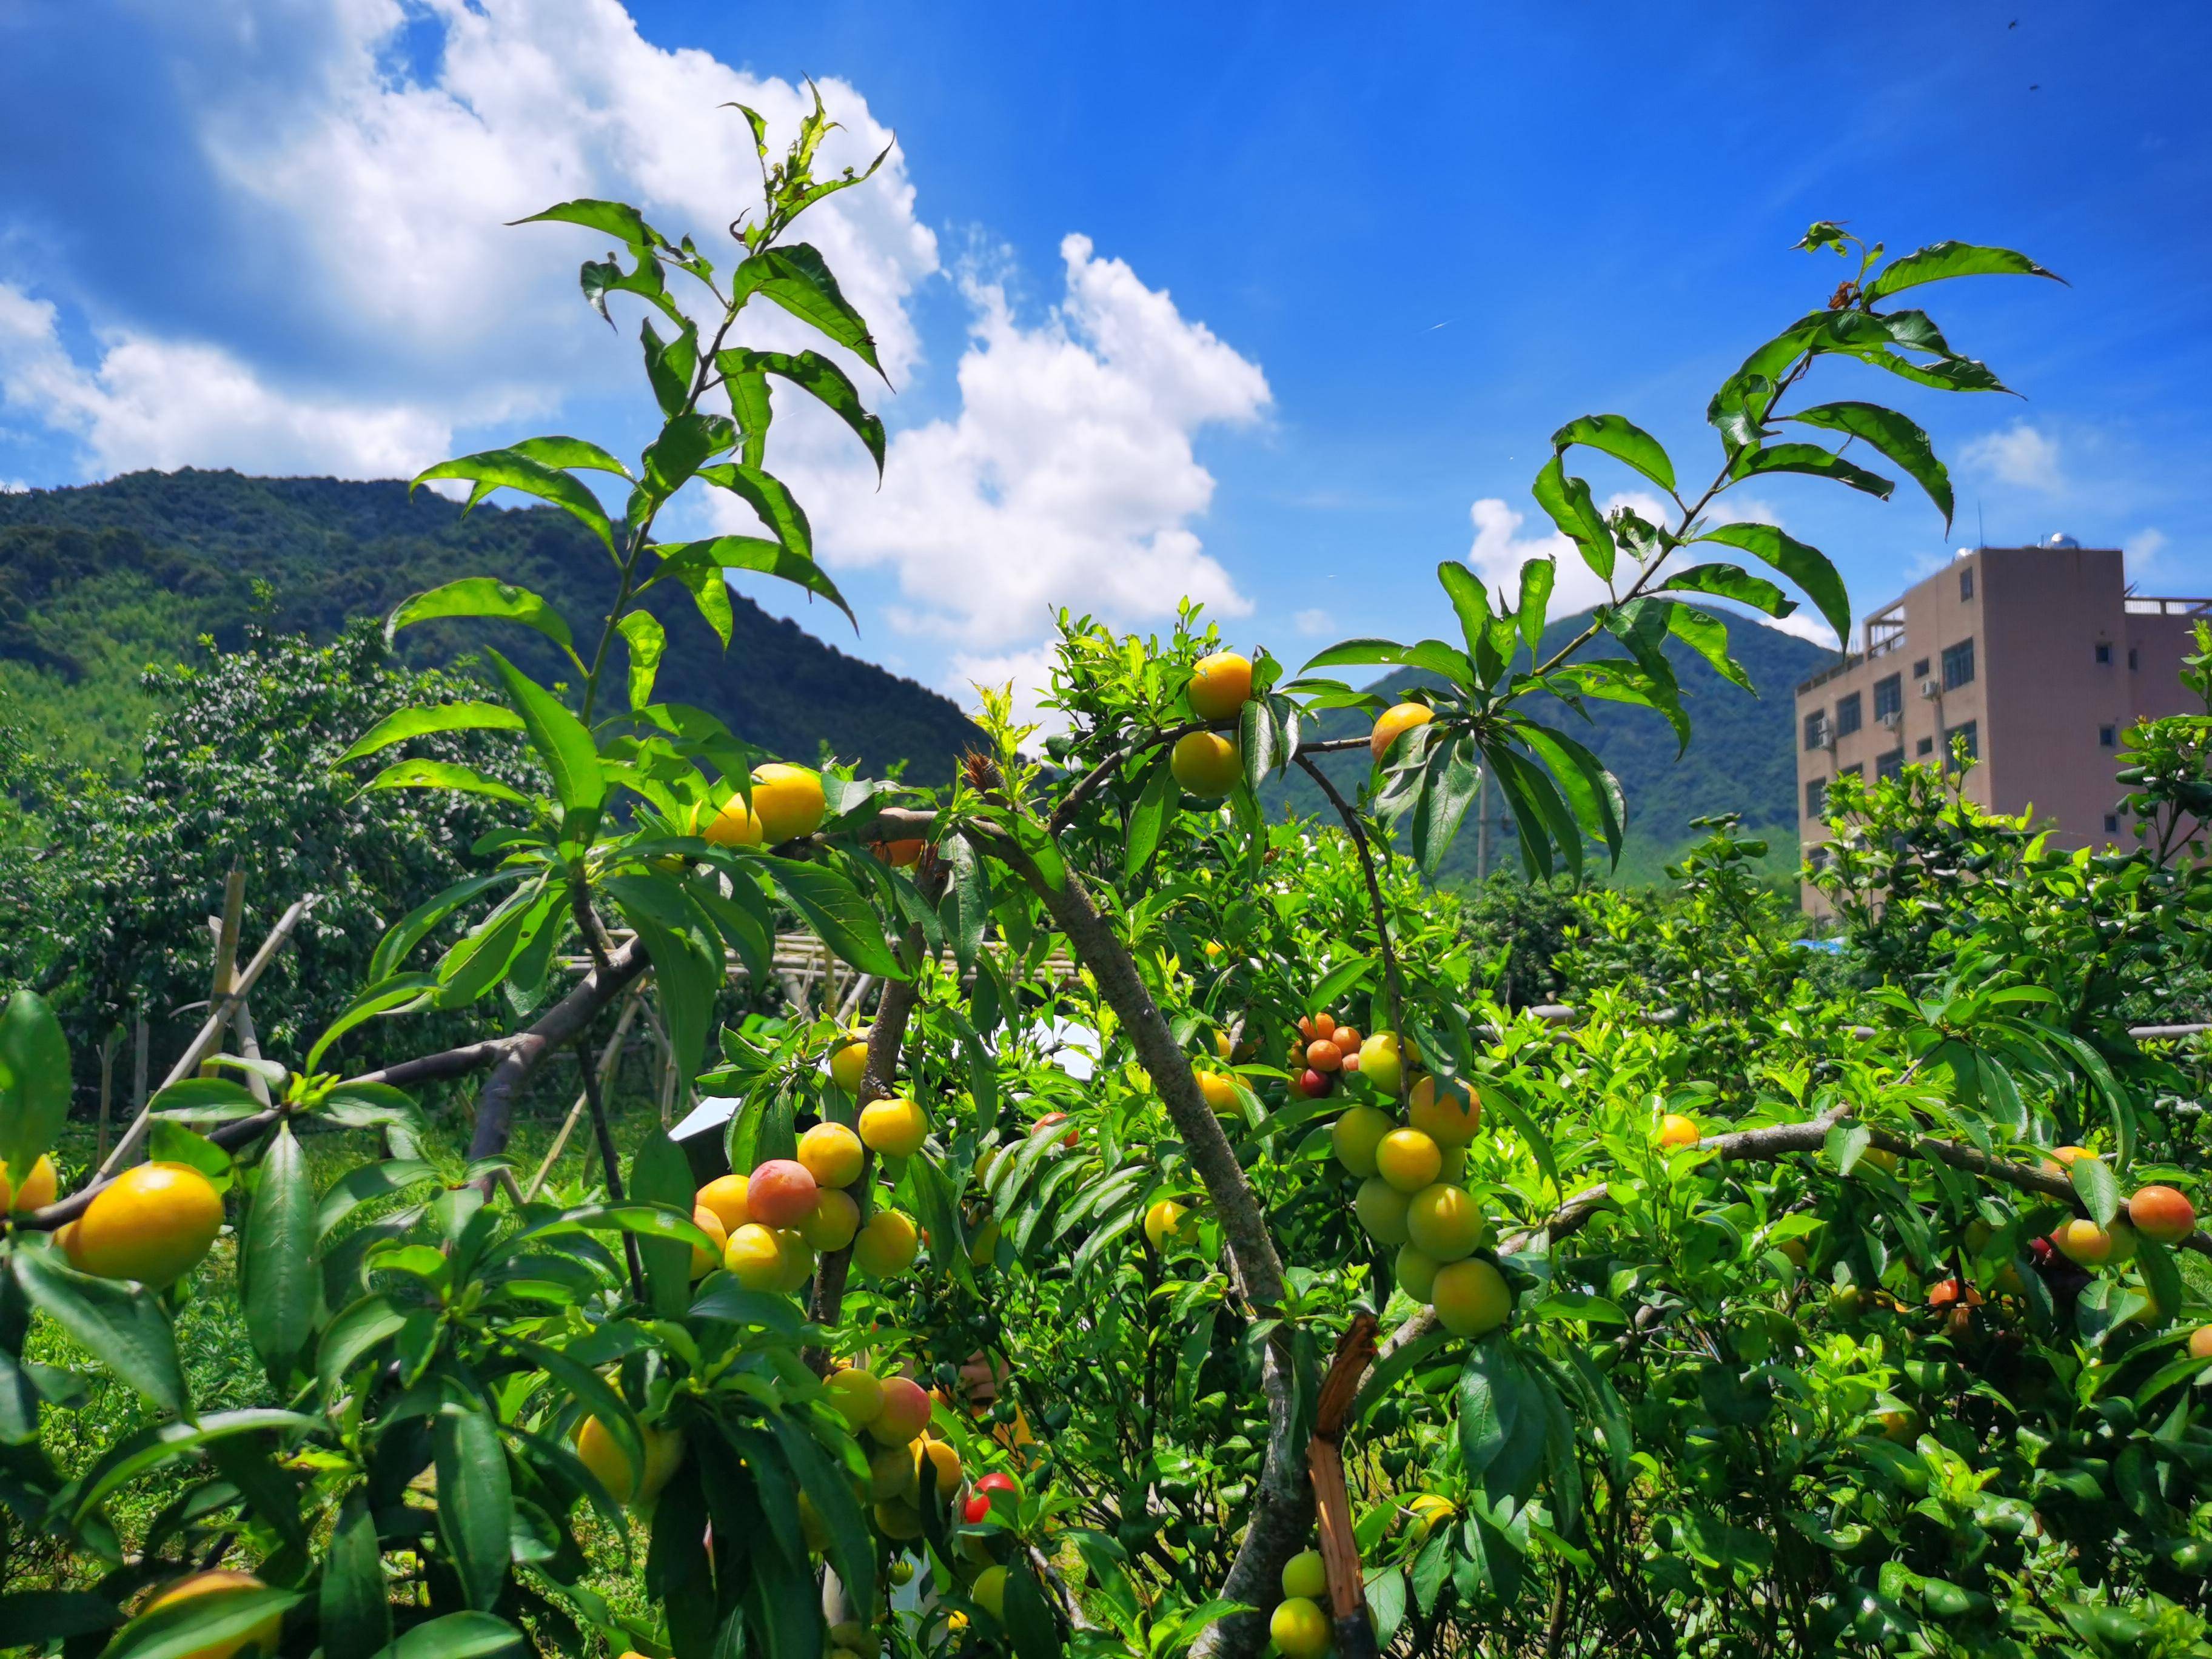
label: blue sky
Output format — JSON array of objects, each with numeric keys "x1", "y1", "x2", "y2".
[{"x1": 1, "y1": 1, "x2": 2206, "y2": 714}]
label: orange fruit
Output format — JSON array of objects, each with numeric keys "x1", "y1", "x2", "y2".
[
  {"x1": 746, "y1": 1159, "x2": 819, "y2": 1227},
  {"x1": 871, "y1": 1375, "x2": 933, "y2": 1445},
  {"x1": 703, "y1": 795, "x2": 766, "y2": 848},
  {"x1": 1358, "y1": 1033, "x2": 1403, "y2": 1096},
  {"x1": 973, "y1": 1564, "x2": 1010, "y2": 1622},
  {"x1": 825, "y1": 1366, "x2": 886, "y2": 1429},
  {"x1": 1169, "y1": 731, "x2": 1242, "y2": 799},
  {"x1": 853, "y1": 1210, "x2": 920, "y2": 1279},
  {"x1": 1395, "y1": 1245, "x2": 1439, "y2": 1302},
  {"x1": 1282, "y1": 1549, "x2": 1329, "y2": 1601},
  {"x1": 1407, "y1": 1076, "x2": 1481, "y2": 1147},
  {"x1": 859, "y1": 1096, "x2": 928, "y2": 1158},
  {"x1": 2129, "y1": 1184, "x2": 2197, "y2": 1245},
  {"x1": 724, "y1": 1223, "x2": 788, "y2": 1290},
  {"x1": 1188, "y1": 651, "x2": 1254, "y2": 720},
  {"x1": 1331, "y1": 1106, "x2": 1392, "y2": 1178},
  {"x1": 1145, "y1": 1199, "x2": 1191, "y2": 1251},
  {"x1": 1355, "y1": 1177, "x2": 1412, "y2": 1245},
  {"x1": 1375, "y1": 1128, "x2": 1443, "y2": 1195},
  {"x1": 1404, "y1": 1184, "x2": 1484, "y2": 1261},
  {"x1": 1196, "y1": 1070, "x2": 1243, "y2": 1116},
  {"x1": 1431, "y1": 1258, "x2": 1512, "y2": 1337},
  {"x1": 65, "y1": 1162, "x2": 224, "y2": 1287},
  {"x1": 800, "y1": 1188, "x2": 860, "y2": 1252},
  {"x1": 1656, "y1": 1113, "x2": 1700, "y2": 1150},
  {"x1": 1271, "y1": 1596, "x2": 1331, "y2": 1659},
  {"x1": 575, "y1": 1415, "x2": 685, "y2": 1509},
  {"x1": 1370, "y1": 702, "x2": 1433, "y2": 762},
  {"x1": 749, "y1": 763, "x2": 827, "y2": 844},
  {"x1": 830, "y1": 1037, "x2": 872, "y2": 1096},
  {"x1": 690, "y1": 1205, "x2": 729, "y2": 1278},
  {"x1": 0, "y1": 1154, "x2": 59, "y2": 1214},
  {"x1": 695, "y1": 1173, "x2": 752, "y2": 1232},
  {"x1": 799, "y1": 1122, "x2": 865, "y2": 1190}
]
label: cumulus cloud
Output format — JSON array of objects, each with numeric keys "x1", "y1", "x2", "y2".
[
  {"x1": 0, "y1": 283, "x2": 450, "y2": 479},
  {"x1": 1962, "y1": 422, "x2": 2064, "y2": 492},
  {"x1": 1459, "y1": 490, "x2": 1835, "y2": 649},
  {"x1": 4, "y1": 0, "x2": 935, "y2": 478},
  {"x1": 792, "y1": 233, "x2": 1270, "y2": 657}
]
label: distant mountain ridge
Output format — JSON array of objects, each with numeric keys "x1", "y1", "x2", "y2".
[
  {"x1": 1272, "y1": 608, "x2": 1833, "y2": 885},
  {"x1": 0, "y1": 468, "x2": 984, "y2": 781}
]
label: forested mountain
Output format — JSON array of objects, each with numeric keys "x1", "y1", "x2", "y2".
[
  {"x1": 1271, "y1": 609, "x2": 1834, "y2": 885},
  {"x1": 0, "y1": 468, "x2": 984, "y2": 780}
]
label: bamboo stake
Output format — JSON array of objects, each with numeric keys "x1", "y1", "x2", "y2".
[{"x1": 100, "y1": 896, "x2": 315, "y2": 1177}]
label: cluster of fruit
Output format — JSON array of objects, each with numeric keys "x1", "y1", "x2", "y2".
[
  {"x1": 689, "y1": 1039, "x2": 931, "y2": 1294},
  {"x1": 1269, "y1": 1546, "x2": 1336, "y2": 1657},
  {"x1": 1284, "y1": 1010, "x2": 1375, "y2": 1102},
  {"x1": 690, "y1": 761, "x2": 830, "y2": 850},
  {"x1": 2039, "y1": 1147, "x2": 2198, "y2": 1269},
  {"x1": 1324, "y1": 1036, "x2": 1515, "y2": 1339}
]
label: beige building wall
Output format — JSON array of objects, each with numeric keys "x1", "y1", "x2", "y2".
[{"x1": 1794, "y1": 543, "x2": 2207, "y2": 916}]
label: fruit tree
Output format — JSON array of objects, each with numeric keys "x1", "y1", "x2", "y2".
[{"x1": 14, "y1": 95, "x2": 2212, "y2": 1659}]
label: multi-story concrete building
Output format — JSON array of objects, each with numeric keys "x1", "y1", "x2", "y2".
[{"x1": 1794, "y1": 537, "x2": 2209, "y2": 912}]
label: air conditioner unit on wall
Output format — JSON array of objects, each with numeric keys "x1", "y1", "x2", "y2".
[
  {"x1": 1880, "y1": 710, "x2": 1902, "y2": 730},
  {"x1": 1918, "y1": 679, "x2": 1940, "y2": 699},
  {"x1": 1815, "y1": 731, "x2": 1836, "y2": 752}
]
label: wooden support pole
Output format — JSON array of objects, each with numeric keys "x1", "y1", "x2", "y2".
[{"x1": 1307, "y1": 1313, "x2": 1381, "y2": 1659}]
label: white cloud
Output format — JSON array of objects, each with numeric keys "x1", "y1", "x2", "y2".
[
  {"x1": 2130, "y1": 526, "x2": 2170, "y2": 578},
  {"x1": 5, "y1": 0, "x2": 936, "y2": 478},
  {"x1": 1459, "y1": 490, "x2": 1834, "y2": 646},
  {"x1": 0, "y1": 283, "x2": 451, "y2": 478},
  {"x1": 1293, "y1": 607, "x2": 1334, "y2": 636},
  {"x1": 791, "y1": 233, "x2": 1270, "y2": 655},
  {"x1": 1962, "y1": 423, "x2": 2064, "y2": 492}
]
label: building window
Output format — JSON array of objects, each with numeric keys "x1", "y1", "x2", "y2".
[
  {"x1": 1941, "y1": 638, "x2": 1976, "y2": 689},
  {"x1": 1873, "y1": 674, "x2": 1902, "y2": 722},
  {"x1": 1806, "y1": 779, "x2": 1829, "y2": 819},
  {"x1": 1834, "y1": 691, "x2": 1863, "y2": 737},
  {"x1": 2099, "y1": 725, "x2": 2117, "y2": 748},
  {"x1": 2105, "y1": 814, "x2": 2121, "y2": 834},
  {"x1": 1960, "y1": 568, "x2": 1975, "y2": 601},
  {"x1": 1915, "y1": 736, "x2": 1934, "y2": 756},
  {"x1": 1803, "y1": 710, "x2": 1828, "y2": 751},
  {"x1": 2130, "y1": 647, "x2": 2140, "y2": 671},
  {"x1": 1876, "y1": 748, "x2": 1905, "y2": 780},
  {"x1": 2095, "y1": 641, "x2": 2113, "y2": 665},
  {"x1": 1912, "y1": 657, "x2": 1930, "y2": 680},
  {"x1": 1946, "y1": 719, "x2": 1979, "y2": 760}
]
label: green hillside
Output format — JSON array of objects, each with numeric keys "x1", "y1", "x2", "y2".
[
  {"x1": 1272, "y1": 608, "x2": 1833, "y2": 886},
  {"x1": 0, "y1": 469, "x2": 983, "y2": 782}
]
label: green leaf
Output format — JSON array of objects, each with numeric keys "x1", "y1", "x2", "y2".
[
  {"x1": 743, "y1": 244, "x2": 885, "y2": 375},
  {"x1": 648, "y1": 535, "x2": 853, "y2": 628},
  {"x1": 1516, "y1": 720, "x2": 1626, "y2": 866},
  {"x1": 1787, "y1": 401, "x2": 1955, "y2": 528},
  {"x1": 2070, "y1": 1154, "x2": 2120, "y2": 1228},
  {"x1": 369, "y1": 1613, "x2": 525, "y2": 1659},
  {"x1": 97, "y1": 1583, "x2": 302, "y2": 1659},
  {"x1": 603, "y1": 876, "x2": 723, "y2": 1086},
  {"x1": 412, "y1": 451, "x2": 616, "y2": 554},
  {"x1": 317, "y1": 1295, "x2": 407, "y2": 1397},
  {"x1": 763, "y1": 857, "x2": 905, "y2": 979},
  {"x1": 1729, "y1": 441, "x2": 1894, "y2": 501},
  {"x1": 692, "y1": 462, "x2": 814, "y2": 561},
  {"x1": 1004, "y1": 1557, "x2": 1064, "y2": 1659},
  {"x1": 1532, "y1": 457, "x2": 1615, "y2": 583},
  {"x1": 1124, "y1": 751, "x2": 1178, "y2": 877},
  {"x1": 241, "y1": 1127, "x2": 320, "y2": 1382},
  {"x1": 484, "y1": 649, "x2": 605, "y2": 820},
  {"x1": 628, "y1": 1130, "x2": 697, "y2": 1316},
  {"x1": 1550, "y1": 413, "x2": 1675, "y2": 492},
  {"x1": 363, "y1": 759, "x2": 532, "y2": 809},
  {"x1": 1865, "y1": 240, "x2": 2063, "y2": 300},
  {"x1": 617, "y1": 611, "x2": 666, "y2": 712},
  {"x1": 1410, "y1": 735, "x2": 1482, "y2": 875},
  {"x1": 717, "y1": 347, "x2": 886, "y2": 476},
  {"x1": 0, "y1": 989, "x2": 72, "y2": 1179},
  {"x1": 1652, "y1": 562, "x2": 1794, "y2": 618},
  {"x1": 336, "y1": 702, "x2": 525, "y2": 767},
  {"x1": 13, "y1": 1248, "x2": 183, "y2": 1413},
  {"x1": 321, "y1": 1495, "x2": 393, "y2": 1659},
  {"x1": 641, "y1": 411, "x2": 733, "y2": 498},
  {"x1": 1664, "y1": 603, "x2": 1752, "y2": 692},
  {"x1": 1457, "y1": 1338, "x2": 1544, "y2": 1503},
  {"x1": 0, "y1": 1590, "x2": 122, "y2": 1644},
  {"x1": 1516, "y1": 558, "x2": 1555, "y2": 659},
  {"x1": 1300, "y1": 637, "x2": 1475, "y2": 686},
  {"x1": 660, "y1": 550, "x2": 736, "y2": 646},
  {"x1": 506, "y1": 435, "x2": 635, "y2": 478},
  {"x1": 1436, "y1": 562, "x2": 1506, "y2": 686},
  {"x1": 436, "y1": 1401, "x2": 514, "y2": 1612},
  {"x1": 1695, "y1": 521, "x2": 1851, "y2": 648},
  {"x1": 514, "y1": 198, "x2": 659, "y2": 250},
  {"x1": 640, "y1": 318, "x2": 699, "y2": 420},
  {"x1": 767, "y1": 1413, "x2": 876, "y2": 1620},
  {"x1": 64, "y1": 1407, "x2": 317, "y2": 1526}
]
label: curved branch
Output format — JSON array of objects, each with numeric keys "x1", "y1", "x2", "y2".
[{"x1": 967, "y1": 824, "x2": 1302, "y2": 1659}]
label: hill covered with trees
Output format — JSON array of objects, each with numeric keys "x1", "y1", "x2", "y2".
[{"x1": 0, "y1": 468, "x2": 985, "y2": 781}]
